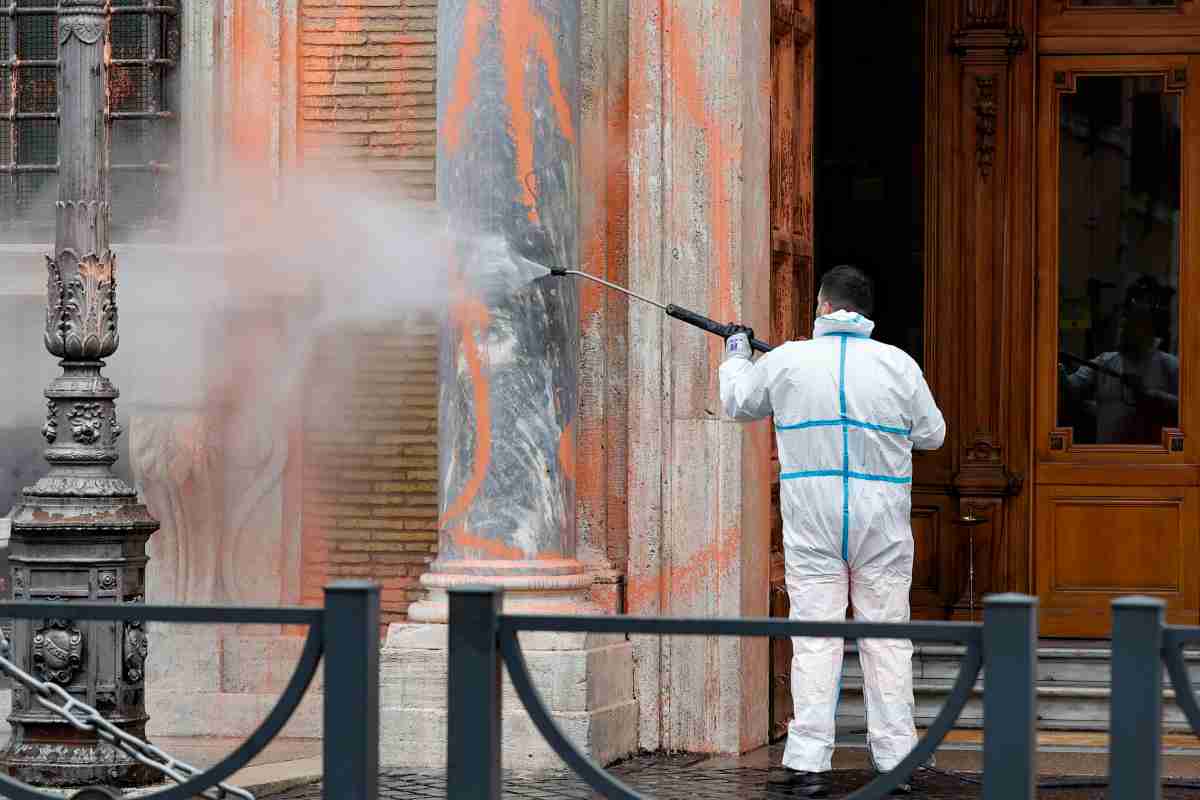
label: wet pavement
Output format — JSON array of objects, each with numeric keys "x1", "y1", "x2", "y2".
[{"x1": 265, "y1": 756, "x2": 1200, "y2": 799}]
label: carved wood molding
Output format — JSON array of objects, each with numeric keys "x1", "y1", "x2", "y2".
[
  {"x1": 952, "y1": 433, "x2": 1024, "y2": 497},
  {"x1": 964, "y1": 0, "x2": 1008, "y2": 28},
  {"x1": 973, "y1": 75, "x2": 998, "y2": 178},
  {"x1": 951, "y1": 0, "x2": 1026, "y2": 64},
  {"x1": 950, "y1": 27, "x2": 1027, "y2": 63}
]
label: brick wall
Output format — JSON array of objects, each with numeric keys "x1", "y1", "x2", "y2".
[
  {"x1": 300, "y1": 0, "x2": 437, "y2": 199},
  {"x1": 298, "y1": 0, "x2": 438, "y2": 624},
  {"x1": 302, "y1": 321, "x2": 439, "y2": 623}
]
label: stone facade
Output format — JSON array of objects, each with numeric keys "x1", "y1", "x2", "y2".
[{"x1": 0, "y1": 0, "x2": 778, "y2": 767}]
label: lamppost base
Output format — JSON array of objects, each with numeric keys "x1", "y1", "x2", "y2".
[
  {"x1": 4, "y1": 489, "x2": 158, "y2": 788},
  {"x1": 0, "y1": 734, "x2": 157, "y2": 788}
]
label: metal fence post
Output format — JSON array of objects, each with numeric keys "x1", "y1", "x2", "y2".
[
  {"x1": 323, "y1": 580, "x2": 381, "y2": 800},
  {"x1": 1110, "y1": 596, "x2": 1165, "y2": 800},
  {"x1": 981, "y1": 593, "x2": 1037, "y2": 800},
  {"x1": 448, "y1": 586, "x2": 503, "y2": 800}
]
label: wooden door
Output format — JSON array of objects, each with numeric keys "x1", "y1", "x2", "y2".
[
  {"x1": 768, "y1": 0, "x2": 814, "y2": 741},
  {"x1": 1035, "y1": 53, "x2": 1200, "y2": 636}
]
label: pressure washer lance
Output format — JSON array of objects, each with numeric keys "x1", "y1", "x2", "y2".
[{"x1": 548, "y1": 267, "x2": 775, "y2": 353}]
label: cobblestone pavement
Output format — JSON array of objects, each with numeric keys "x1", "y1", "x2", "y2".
[{"x1": 265, "y1": 759, "x2": 1200, "y2": 799}]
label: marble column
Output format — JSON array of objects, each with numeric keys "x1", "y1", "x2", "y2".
[
  {"x1": 381, "y1": 0, "x2": 636, "y2": 770},
  {"x1": 407, "y1": 0, "x2": 593, "y2": 621}
]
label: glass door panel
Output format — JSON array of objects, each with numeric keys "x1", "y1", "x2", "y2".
[
  {"x1": 1057, "y1": 75, "x2": 1181, "y2": 445},
  {"x1": 1036, "y1": 55, "x2": 1200, "y2": 636}
]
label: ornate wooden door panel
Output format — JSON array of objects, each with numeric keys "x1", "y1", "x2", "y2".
[
  {"x1": 1035, "y1": 54, "x2": 1200, "y2": 636},
  {"x1": 768, "y1": 0, "x2": 814, "y2": 741}
]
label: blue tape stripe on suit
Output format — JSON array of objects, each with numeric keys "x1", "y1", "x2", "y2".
[
  {"x1": 777, "y1": 465, "x2": 907, "y2": 484},
  {"x1": 779, "y1": 469, "x2": 913, "y2": 483},
  {"x1": 776, "y1": 418, "x2": 911, "y2": 437},
  {"x1": 779, "y1": 469, "x2": 843, "y2": 480},
  {"x1": 839, "y1": 336, "x2": 849, "y2": 563}
]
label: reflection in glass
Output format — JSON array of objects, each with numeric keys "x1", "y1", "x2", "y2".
[{"x1": 1057, "y1": 75, "x2": 1180, "y2": 445}]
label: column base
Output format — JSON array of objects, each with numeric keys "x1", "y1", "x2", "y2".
[
  {"x1": 380, "y1": 622, "x2": 637, "y2": 771},
  {"x1": 406, "y1": 559, "x2": 600, "y2": 622}
]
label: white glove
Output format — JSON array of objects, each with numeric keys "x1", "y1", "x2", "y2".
[{"x1": 725, "y1": 332, "x2": 752, "y2": 361}]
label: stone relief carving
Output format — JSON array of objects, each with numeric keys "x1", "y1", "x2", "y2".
[
  {"x1": 130, "y1": 414, "x2": 221, "y2": 604},
  {"x1": 128, "y1": 313, "x2": 297, "y2": 610},
  {"x1": 222, "y1": 404, "x2": 290, "y2": 607}
]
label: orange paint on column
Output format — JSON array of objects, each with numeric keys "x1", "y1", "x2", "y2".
[
  {"x1": 498, "y1": 0, "x2": 577, "y2": 217},
  {"x1": 438, "y1": 270, "x2": 494, "y2": 529},
  {"x1": 449, "y1": 528, "x2": 565, "y2": 561},
  {"x1": 441, "y1": 0, "x2": 488, "y2": 154},
  {"x1": 449, "y1": 527, "x2": 526, "y2": 560}
]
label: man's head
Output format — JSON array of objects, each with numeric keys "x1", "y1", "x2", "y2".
[{"x1": 816, "y1": 265, "x2": 874, "y2": 318}]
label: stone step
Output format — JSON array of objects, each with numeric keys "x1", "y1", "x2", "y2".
[
  {"x1": 837, "y1": 678, "x2": 1194, "y2": 733},
  {"x1": 840, "y1": 643, "x2": 1200, "y2": 686},
  {"x1": 832, "y1": 643, "x2": 1200, "y2": 735}
]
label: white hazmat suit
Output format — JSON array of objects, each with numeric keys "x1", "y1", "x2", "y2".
[{"x1": 719, "y1": 311, "x2": 945, "y2": 774}]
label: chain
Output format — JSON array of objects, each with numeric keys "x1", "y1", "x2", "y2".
[{"x1": 0, "y1": 635, "x2": 254, "y2": 800}]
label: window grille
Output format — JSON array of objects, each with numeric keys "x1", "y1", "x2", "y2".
[{"x1": 1, "y1": 0, "x2": 179, "y2": 240}]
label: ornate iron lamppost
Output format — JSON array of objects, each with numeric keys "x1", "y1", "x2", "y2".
[{"x1": 0, "y1": 0, "x2": 159, "y2": 786}]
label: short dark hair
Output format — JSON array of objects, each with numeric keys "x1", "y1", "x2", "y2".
[{"x1": 819, "y1": 265, "x2": 874, "y2": 316}]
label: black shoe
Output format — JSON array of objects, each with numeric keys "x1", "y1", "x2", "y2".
[{"x1": 767, "y1": 769, "x2": 830, "y2": 797}]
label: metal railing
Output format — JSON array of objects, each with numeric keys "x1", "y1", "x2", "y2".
[
  {"x1": 0, "y1": 580, "x2": 379, "y2": 800},
  {"x1": 1110, "y1": 596, "x2": 1200, "y2": 800},
  {"x1": 446, "y1": 588, "x2": 1040, "y2": 800}
]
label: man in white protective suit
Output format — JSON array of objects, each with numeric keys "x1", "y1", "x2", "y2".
[{"x1": 719, "y1": 265, "x2": 945, "y2": 797}]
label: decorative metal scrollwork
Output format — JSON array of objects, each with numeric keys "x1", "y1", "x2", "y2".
[
  {"x1": 123, "y1": 622, "x2": 148, "y2": 684},
  {"x1": 45, "y1": 251, "x2": 119, "y2": 360},
  {"x1": 59, "y1": 18, "x2": 105, "y2": 46},
  {"x1": 33, "y1": 619, "x2": 85, "y2": 685},
  {"x1": 68, "y1": 403, "x2": 105, "y2": 445},
  {"x1": 41, "y1": 400, "x2": 58, "y2": 444}
]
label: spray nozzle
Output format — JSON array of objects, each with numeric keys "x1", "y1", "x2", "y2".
[{"x1": 549, "y1": 267, "x2": 569, "y2": 277}]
